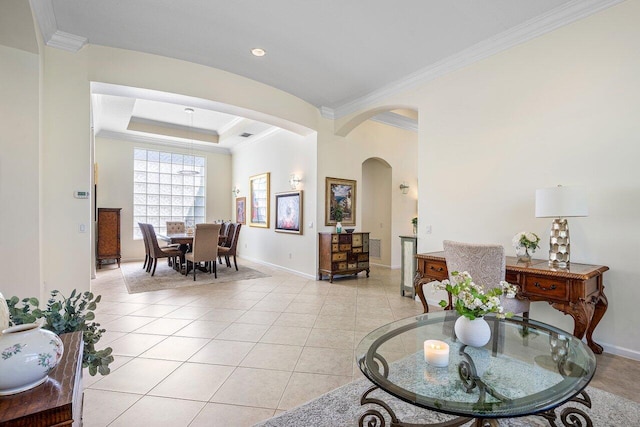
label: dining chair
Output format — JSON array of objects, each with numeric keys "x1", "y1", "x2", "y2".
[
  {"x1": 218, "y1": 223, "x2": 242, "y2": 271},
  {"x1": 218, "y1": 222, "x2": 236, "y2": 264},
  {"x1": 166, "y1": 221, "x2": 185, "y2": 234},
  {"x1": 443, "y1": 240, "x2": 530, "y2": 354},
  {"x1": 138, "y1": 223, "x2": 151, "y2": 271},
  {"x1": 442, "y1": 240, "x2": 530, "y2": 317},
  {"x1": 220, "y1": 222, "x2": 230, "y2": 242},
  {"x1": 145, "y1": 224, "x2": 182, "y2": 276},
  {"x1": 185, "y1": 223, "x2": 222, "y2": 281}
]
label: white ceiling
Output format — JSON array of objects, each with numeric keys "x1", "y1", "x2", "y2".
[{"x1": 33, "y1": 0, "x2": 620, "y2": 150}]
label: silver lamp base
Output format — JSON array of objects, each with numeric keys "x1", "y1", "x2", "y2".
[{"x1": 548, "y1": 218, "x2": 570, "y2": 268}]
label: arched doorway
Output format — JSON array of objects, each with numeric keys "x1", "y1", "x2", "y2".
[{"x1": 361, "y1": 158, "x2": 392, "y2": 267}]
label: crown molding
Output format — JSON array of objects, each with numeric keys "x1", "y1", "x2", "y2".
[
  {"x1": 30, "y1": 0, "x2": 87, "y2": 52},
  {"x1": 96, "y1": 130, "x2": 230, "y2": 155},
  {"x1": 323, "y1": 0, "x2": 623, "y2": 119},
  {"x1": 370, "y1": 112, "x2": 418, "y2": 133},
  {"x1": 47, "y1": 30, "x2": 87, "y2": 52}
]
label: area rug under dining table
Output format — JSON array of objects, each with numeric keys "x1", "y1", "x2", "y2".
[
  {"x1": 254, "y1": 375, "x2": 640, "y2": 426},
  {"x1": 122, "y1": 261, "x2": 270, "y2": 293}
]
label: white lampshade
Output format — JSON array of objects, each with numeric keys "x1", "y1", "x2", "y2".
[{"x1": 535, "y1": 186, "x2": 588, "y2": 218}]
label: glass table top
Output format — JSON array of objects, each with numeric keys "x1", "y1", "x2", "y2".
[{"x1": 356, "y1": 311, "x2": 596, "y2": 419}]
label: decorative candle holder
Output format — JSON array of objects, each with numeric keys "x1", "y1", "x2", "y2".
[{"x1": 424, "y1": 340, "x2": 449, "y2": 367}]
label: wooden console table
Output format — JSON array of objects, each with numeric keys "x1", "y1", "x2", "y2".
[
  {"x1": 414, "y1": 252, "x2": 609, "y2": 354},
  {"x1": 0, "y1": 332, "x2": 84, "y2": 426}
]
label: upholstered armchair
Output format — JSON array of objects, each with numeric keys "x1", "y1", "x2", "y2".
[
  {"x1": 185, "y1": 223, "x2": 222, "y2": 280},
  {"x1": 443, "y1": 240, "x2": 530, "y2": 317}
]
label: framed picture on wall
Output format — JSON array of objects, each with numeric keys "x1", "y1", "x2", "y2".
[
  {"x1": 325, "y1": 177, "x2": 356, "y2": 226},
  {"x1": 249, "y1": 172, "x2": 270, "y2": 228},
  {"x1": 235, "y1": 197, "x2": 246, "y2": 225},
  {"x1": 275, "y1": 190, "x2": 303, "y2": 234}
]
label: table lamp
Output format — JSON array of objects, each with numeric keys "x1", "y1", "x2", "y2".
[{"x1": 535, "y1": 185, "x2": 588, "y2": 268}]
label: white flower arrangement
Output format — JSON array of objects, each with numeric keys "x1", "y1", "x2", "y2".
[
  {"x1": 431, "y1": 271, "x2": 518, "y2": 320},
  {"x1": 512, "y1": 231, "x2": 540, "y2": 251}
]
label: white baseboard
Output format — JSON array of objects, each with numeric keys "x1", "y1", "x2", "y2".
[
  {"x1": 239, "y1": 255, "x2": 316, "y2": 280},
  {"x1": 370, "y1": 262, "x2": 391, "y2": 269}
]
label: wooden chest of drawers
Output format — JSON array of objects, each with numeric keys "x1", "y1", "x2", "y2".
[{"x1": 318, "y1": 232, "x2": 370, "y2": 283}]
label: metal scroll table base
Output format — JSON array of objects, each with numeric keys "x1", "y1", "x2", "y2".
[{"x1": 358, "y1": 351, "x2": 593, "y2": 427}]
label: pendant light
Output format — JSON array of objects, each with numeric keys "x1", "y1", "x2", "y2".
[{"x1": 178, "y1": 107, "x2": 199, "y2": 176}]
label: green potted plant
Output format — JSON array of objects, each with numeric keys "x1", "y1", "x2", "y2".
[
  {"x1": 411, "y1": 217, "x2": 418, "y2": 235},
  {"x1": 332, "y1": 204, "x2": 344, "y2": 233},
  {"x1": 6, "y1": 289, "x2": 114, "y2": 376}
]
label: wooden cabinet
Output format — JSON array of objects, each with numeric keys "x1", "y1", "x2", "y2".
[
  {"x1": 0, "y1": 332, "x2": 84, "y2": 427},
  {"x1": 97, "y1": 207, "x2": 121, "y2": 269},
  {"x1": 318, "y1": 232, "x2": 370, "y2": 282}
]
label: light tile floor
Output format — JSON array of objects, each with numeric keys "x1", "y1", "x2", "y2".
[
  {"x1": 84, "y1": 259, "x2": 640, "y2": 426},
  {"x1": 84, "y1": 260, "x2": 423, "y2": 426}
]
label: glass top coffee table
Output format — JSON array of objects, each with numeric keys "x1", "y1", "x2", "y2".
[{"x1": 356, "y1": 312, "x2": 596, "y2": 426}]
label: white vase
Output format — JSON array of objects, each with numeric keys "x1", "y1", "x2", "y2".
[
  {"x1": 0, "y1": 323, "x2": 65, "y2": 395},
  {"x1": 454, "y1": 316, "x2": 491, "y2": 348},
  {"x1": 336, "y1": 221, "x2": 342, "y2": 234},
  {"x1": 515, "y1": 246, "x2": 534, "y2": 262}
]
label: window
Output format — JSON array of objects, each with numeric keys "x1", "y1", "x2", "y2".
[{"x1": 133, "y1": 148, "x2": 206, "y2": 239}]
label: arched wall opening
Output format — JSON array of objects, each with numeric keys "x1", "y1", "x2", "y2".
[{"x1": 362, "y1": 157, "x2": 392, "y2": 267}]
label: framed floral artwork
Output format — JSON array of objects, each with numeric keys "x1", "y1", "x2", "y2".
[
  {"x1": 235, "y1": 197, "x2": 246, "y2": 225},
  {"x1": 275, "y1": 190, "x2": 302, "y2": 234},
  {"x1": 249, "y1": 172, "x2": 270, "y2": 228},
  {"x1": 325, "y1": 177, "x2": 356, "y2": 226}
]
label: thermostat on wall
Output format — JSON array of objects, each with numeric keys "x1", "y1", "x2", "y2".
[{"x1": 74, "y1": 191, "x2": 90, "y2": 199}]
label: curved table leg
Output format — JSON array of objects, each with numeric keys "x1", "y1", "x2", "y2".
[
  {"x1": 551, "y1": 299, "x2": 602, "y2": 354},
  {"x1": 537, "y1": 390, "x2": 593, "y2": 426},
  {"x1": 586, "y1": 290, "x2": 607, "y2": 354},
  {"x1": 413, "y1": 272, "x2": 430, "y2": 313}
]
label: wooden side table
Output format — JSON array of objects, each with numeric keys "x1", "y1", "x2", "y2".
[
  {"x1": 0, "y1": 331, "x2": 84, "y2": 427},
  {"x1": 415, "y1": 252, "x2": 609, "y2": 354}
]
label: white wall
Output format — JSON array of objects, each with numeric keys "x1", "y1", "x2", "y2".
[
  {"x1": 0, "y1": 44, "x2": 41, "y2": 300},
  {"x1": 317, "y1": 119, "x2": 419, "y2": 269},
  {"x1": 231, "y1": 130, "x2": 318, "y2": 277},
  {"x1": 348, "y1": 1, "x2": 639, "y2": 358},
  {"x1": 95, "y1": 137, "x2": 232, "y2": 261}
]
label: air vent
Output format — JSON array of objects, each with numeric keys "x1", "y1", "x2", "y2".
[
  {"x1": 369, "y1": 239, "x2": 381, "y2": 259},
  {"x1": 240, "y1": 132, "x2": 253, "y2": 138}
]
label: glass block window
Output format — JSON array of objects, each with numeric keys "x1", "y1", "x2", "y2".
[{"x1": 133, "y1": 148, "x2": 206, "y2": 239}]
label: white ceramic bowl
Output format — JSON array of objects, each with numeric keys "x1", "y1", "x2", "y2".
[{"x1": 0, "y1": 323, "x2": 64, "y2": 395}]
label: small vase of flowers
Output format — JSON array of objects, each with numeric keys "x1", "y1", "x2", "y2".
[
  {"x1": 512, "y1": 231, "x2": 540, "y2": 262},
  {"x1": 432, "y1": 271, "x2": 517, "y2": 347}
]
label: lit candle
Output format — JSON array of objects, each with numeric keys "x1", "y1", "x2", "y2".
[{"x1": 424, "y1": 340, "x2": 449, "y2": 367}]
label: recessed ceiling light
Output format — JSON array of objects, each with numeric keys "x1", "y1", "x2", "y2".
[{"x1": 251, "y1": 48, "x2": 266, "y2": 57}]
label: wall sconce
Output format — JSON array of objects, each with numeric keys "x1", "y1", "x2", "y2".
[
  {"x1": 399, "y1": 182, "x2": 410, "y2": 195},
  {"x1": 232, "y1": 185, "x2": 240, "y2": 197},
  {"x1": 289, "y1": 174, "x2": 302, "y2": 189}
]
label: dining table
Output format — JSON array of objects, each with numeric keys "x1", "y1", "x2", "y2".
[{"x1": 157, "y1": 232, "x2": 227, "y2": 274}]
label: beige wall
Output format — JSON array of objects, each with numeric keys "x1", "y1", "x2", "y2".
[
  {"x1": 0, "y1": 44, "x2": 41, "y2": 300},
  {"x1": 95, "y1": 137, "x2": 232, "y2": 261},
  {"x1": 231, "y1": 130, "x2": 318, "y2": 277},
  {"x1": 362, "y1": 158, "x2": 392, "y2": 266},
  {"x1": 26, "y1": 43, "x2": 321, "y2": 298},
  {"x1": 346, "y1": 0, "x2": 639, "y2": 357},
  {"x1": 317, "y1": 119, "x2": 419, "y2": 269}
]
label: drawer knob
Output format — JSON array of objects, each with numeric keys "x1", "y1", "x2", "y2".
[
  {"x1": 534, "y1": 282, "x2": 557, "y2": 291},
  {"x1": 429, "y1": 266, "x2": 444, "y2": 272}
]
